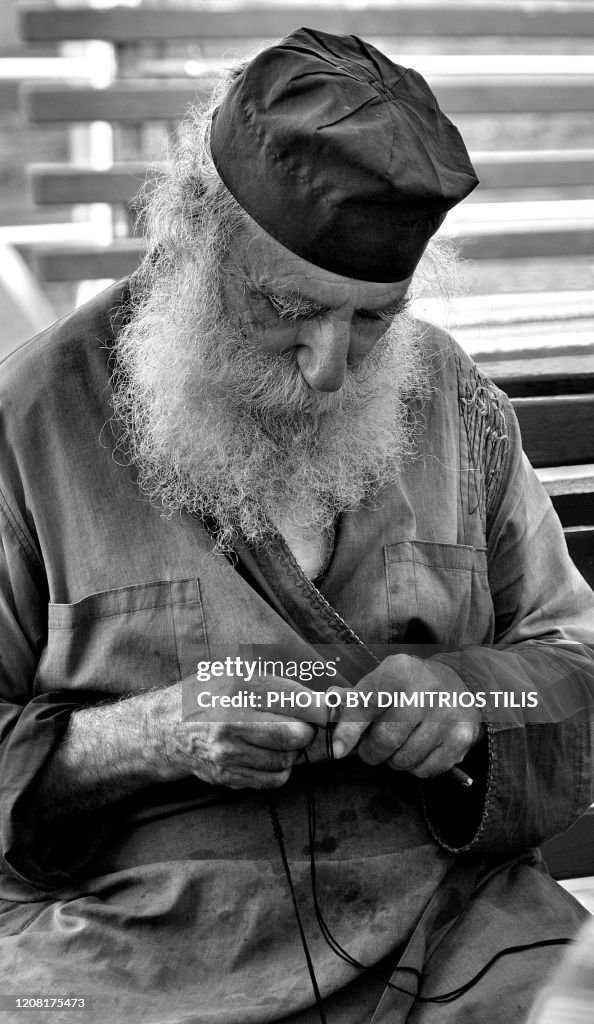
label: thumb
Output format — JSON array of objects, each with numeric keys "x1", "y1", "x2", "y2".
[{"x1": 260, "y1": 675, "x2": 333, "y2": 729}]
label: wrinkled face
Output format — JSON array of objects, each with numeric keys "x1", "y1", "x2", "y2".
[
  {"x1": 221, "y1": 221, "x2": 413, "y2": 393},
  {"x1": 111, "y1": 214, "x2": 429, "y2": 549}
]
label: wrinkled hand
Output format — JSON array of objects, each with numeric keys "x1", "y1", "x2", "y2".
[
  {"x1": 330, "y1": 655, "x2": 484, "y2": 779},
  {"x1": 156, "y1": 675, "x2": 329, "y2": 790}
]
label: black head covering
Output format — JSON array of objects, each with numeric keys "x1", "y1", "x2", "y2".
[{"x1": 210, "y1": 27, "x2": 478, "y2": 282}]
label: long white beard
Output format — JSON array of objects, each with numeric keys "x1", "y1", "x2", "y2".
[{"x1": 110, "y1": 254, "x2": 433, "y2": 551}]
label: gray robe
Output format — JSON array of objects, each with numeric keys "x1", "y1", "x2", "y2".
[{"x1": 0, "y1": 281, "x2": 592, "y2": 1022}]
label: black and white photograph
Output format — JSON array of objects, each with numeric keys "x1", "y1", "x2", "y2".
[{"x1": 0, "y1": 2, "x2": 593, "y2": 1022}]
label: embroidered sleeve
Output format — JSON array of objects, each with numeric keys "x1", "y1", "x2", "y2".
[
  {"x1": 421, "y1": 354, "x2": 594, "y2": 853},
  {"x1": 457, "y1": 358, "x2": 509, "y2": 531}
]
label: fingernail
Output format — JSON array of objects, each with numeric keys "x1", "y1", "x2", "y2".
[{"x1": 332, "y1": 740, "x2": 346, "y2": 758}]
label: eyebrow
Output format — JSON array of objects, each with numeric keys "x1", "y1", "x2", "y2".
[{"x1": 260, "y1": 286, "x2": 409, "y2": 317}]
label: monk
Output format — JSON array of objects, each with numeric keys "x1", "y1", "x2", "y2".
[{"x1": 0, "y1": 27, "x2": 592, "y2": 1024}]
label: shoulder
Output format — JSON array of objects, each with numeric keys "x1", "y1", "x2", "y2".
[
  {"x1": 0, "y1": 279, "x2": 130, "y2": 441},
  {"x1": 0, "y1": 278, "x2": 131, "y2": 391},
  {"x1": 415, "y1": 317, "x2": 506, "y2": 399},
  {"x1": 0, "y1": 280, "x2": 132, "y2": 518},
  {"x1": 414, "y1": 317, "x2": 511, "y2": 431}
]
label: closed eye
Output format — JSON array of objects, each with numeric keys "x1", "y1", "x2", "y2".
[
  {"x1": 256, "y1": 288, "x2": 410, "y2": 323},
  {"x1": 268, "y1": 293, "x2": 329, "y2": 321}
]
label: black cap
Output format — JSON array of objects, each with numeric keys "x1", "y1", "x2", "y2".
[{"x1": 210, "y1": 27, "x2": 478, "y2": 282}]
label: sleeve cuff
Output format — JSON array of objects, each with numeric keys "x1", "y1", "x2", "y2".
[
  {"x1": 421, "y1": 729, "x2": 492, "y2": 852},
  {"x1": 422, "y1": 716, "x2": 592, "y2": 854},
  {"x1": 0, "y1": 691, "x2": 121, "y2": 892}
]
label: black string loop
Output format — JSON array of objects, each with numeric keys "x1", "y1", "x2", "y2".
[{"x1": 269, "y1": 728, "x2": 574, "y2": 1023}]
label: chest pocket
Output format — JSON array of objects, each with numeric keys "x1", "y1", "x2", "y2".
[
  {"x1": 384, "y1": 540, "x2": 494, "y2": 646},
  {"x1": 36, "y1": 579, "x2": 208, "y2": 694}
]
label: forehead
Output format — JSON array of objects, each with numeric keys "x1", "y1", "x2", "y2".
[{"x1": 230, "y1": 219, "x2": 411, "y2": 308}]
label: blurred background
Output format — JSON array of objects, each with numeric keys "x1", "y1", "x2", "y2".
[{"x1": 1, "y1": 0, "x2": 593, "y2": 358}]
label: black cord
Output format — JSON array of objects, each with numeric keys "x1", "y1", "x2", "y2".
[
  {"x1": 267, "y1": 796, "x2": 328, "y2": 1024},
  {"x1": 269, "y1": 732, "x2": 575, "y2": 1020},
  {"x1": 414, "y1": 938, "x2": 574, "y2": 1004}
]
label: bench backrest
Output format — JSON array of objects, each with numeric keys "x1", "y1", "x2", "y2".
[{"x1": 17, "y1": 2, "x2": 594, "y2": 291}]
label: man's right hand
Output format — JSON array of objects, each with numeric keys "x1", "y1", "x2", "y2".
[
  {"x1": 35, "y1": 674, "x2": 338, "y2": 824},
  {"x1": 152, "y1": 675, "x2": 330, "y2": 790}
]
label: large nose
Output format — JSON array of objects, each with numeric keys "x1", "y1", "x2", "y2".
[{"x1": 295, "y1": 315, "x2": 351, "y2": 392}]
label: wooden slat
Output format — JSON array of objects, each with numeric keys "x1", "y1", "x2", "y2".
[
  {"x1": 29, "y1": 164, "x2": 157, "y2": 206},
  {"x1": 543, "y1": 807, "x2": 594, "y2": 880},
  {"x1": 454, "y1": 223, "x2": 594, "y2": 260},
  {"x1": 430, "y1": 291, "x2": 594, "y2": 331},
  {"x1": 431, "y1": 76, "x2": 594, "y2": 115},
  {"x1": 0, "y1": 79, "x2": 20, "y2": 113},
  {"x1": 28, "y1": 152, "x2": 594, "y2": 206},
  {"x1": 538, "y1": 465, "x2": 594, "y2": 496},
  {"x1": 20, "y1": 76, "x2": 594, "y2": 124},
  {"x1": 31, "y1": 240, "x2": 146, "y2": 281},
  {"x1": 27, "y1": 216, "x2": 594, "y2": 283},
  {"x1": 457, "y1": 322, "x2": 594, "y2": 363},
  {"x1": 20, "y1": 82, "x2": 213, "y2": 124},
  {"x1": 483, "y1": 355, "x2": 594, "y2": 398},
  {"x1": 472, "y1": 150, "x2": 594, "y2": 191},
  {"x1": 512, "y1": 395, "x2": 594, "y2": 467},
  {"x1": 18, "y1": 3, "x2": 594, "y2": 44}
]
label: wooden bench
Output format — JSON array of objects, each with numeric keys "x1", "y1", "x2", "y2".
[
  {"x1": 15, "y1": 1, "x2": 594, "y2": 886},
  {"x1": 483, "y1": 353, "x2": 594, "y2": 555},
  {"x1": 16, "y1": 3, "x2": 594, "y2": 305}
]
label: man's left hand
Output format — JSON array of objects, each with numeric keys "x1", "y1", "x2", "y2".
[{"x1": 328, "y1": 654, "x2": 484, "y2": 778}]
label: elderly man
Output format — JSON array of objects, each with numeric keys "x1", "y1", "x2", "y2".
[{"x1": 0, "y1": 27, "x2": 592, "y2": 1024}]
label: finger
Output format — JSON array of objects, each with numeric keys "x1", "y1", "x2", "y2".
[
  {"x1": 196, "y1": 765, "x2": 293, "y2": 791},
  {"x1": 329, "y1": 686, "x2": 377, "y2": 758},
  {"x1": 401, "y1": 733, "x2": 476, "y2": 780},
  {"x1": 303, "y1": 728, "x2": 333, "y2": 763},
  {"x1": 404, "y1": 721, "x2": 482, "y2": 779},
  {"x1": 356, "y1": 708, "x2": 422, "y2": 765},
  {"x1": 238, "y1": 713, "x2": 317, "y2": 751},
  {"x1": 230, "y1": 741, "x2": 301, "y2": 773},
  {"x1": 243, "y1": 768, "x2": 293, "y2": 790},
  {"x1": 405, "y1": 744, "x2": 462, "y2": 780},
  {"x1": 329, "y1": 656, "x2": 419, "y2": 759},
  {"x1": 382, "y1": 719, "x2": 445, "y2": 772},
  {"x1": 259, "y1": 676, "x2": 333, "y2": 729}
]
